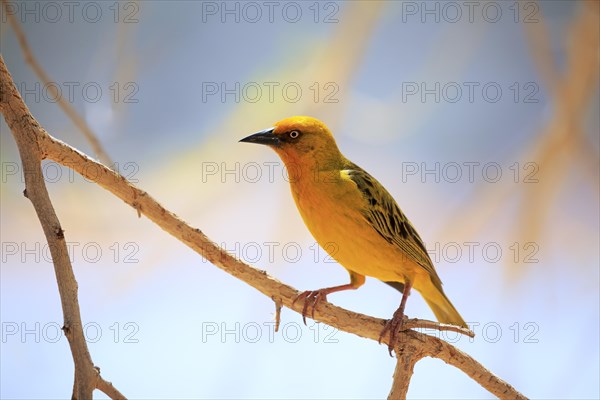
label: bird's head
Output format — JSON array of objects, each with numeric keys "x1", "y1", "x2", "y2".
[{"x1": 240, "y1": 116, "x2": 343, "y2": 169}]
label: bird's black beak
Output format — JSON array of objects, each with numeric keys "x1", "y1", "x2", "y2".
[{"x1": 239, "y1": 127, "x2": 279, "y2": 146}]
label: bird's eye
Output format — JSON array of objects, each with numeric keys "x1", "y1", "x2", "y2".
[{"x1": 289, "y1": 130, "x2": 300, "y2": 139}]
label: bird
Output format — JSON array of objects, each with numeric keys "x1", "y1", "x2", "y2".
[{"x1": 240, "y1": 116, "x2": 468, "y2": 352}]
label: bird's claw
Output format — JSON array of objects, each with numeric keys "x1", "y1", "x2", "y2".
[
  {"x1": 379, "y1": 309, "x2": 409, "y2": 356},
  {"x1": 293, "y1": 290, "x2": 328, "y2": 325}
]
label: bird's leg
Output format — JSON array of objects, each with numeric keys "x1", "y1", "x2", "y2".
[
  {"x1": 293, "y1": 284, "x2": 358, "y2": 325},
  {"x1": 379, "y1": 280, "x2": 413, "y2": 356},
  {"x1": 292, "y1": 271, "x2": 365, "y2": 325},
  {"x1": 293, "y1": 272, "x2": 365, "y2": 324}
]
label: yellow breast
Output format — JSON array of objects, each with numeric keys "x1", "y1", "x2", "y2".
[{"x1": 288, "y1": 169, "x2": 423, "y2": 284}]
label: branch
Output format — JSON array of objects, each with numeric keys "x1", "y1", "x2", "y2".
[
  {"x1": 2, "y1": 0, "x2": 113, "y2": 166},
  {"x1": 0, "y1": 56, "x2": 123, "y2": 399},
  {"x1": 0, "y1": 55, "x2": 525, "y2": 399},
  {"x1": 389, "y1": 336, "x2": 424, "y2": 399},
  {"x1": 403, "y1": 317, "x2": 474, "y2": 338},
  {"x1": 97, "y1": 375, "x2": 127, "y2": 400},
  {"x1": 388, "y1": 330, "x2": 528, "y2": 400}
]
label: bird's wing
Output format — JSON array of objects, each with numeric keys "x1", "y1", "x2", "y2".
[{"x1": 343, "y1": 165, "x2": 442, "y2": 287}]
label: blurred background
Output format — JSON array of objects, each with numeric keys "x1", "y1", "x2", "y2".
[{"x1": 1, "y1": 0, "x2": 598, "y2": 398}]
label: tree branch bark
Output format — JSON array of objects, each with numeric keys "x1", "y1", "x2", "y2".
[
  {"x1": 0, "y1": 56, "x2": 121, "y2": 398},
  {"x1": 389, "y1": 335, "x2": 424, "y2": 399},
  {"x1": 0, "y1": 54, "x2": 526, "y2": 399}
]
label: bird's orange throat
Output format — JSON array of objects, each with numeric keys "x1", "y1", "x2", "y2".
[
  {"x1": 273, "y1": 149, "x2": 314, "y2": 183},
  {"x1": 276, "y1": 155, "x2": 341, "y2": 193}
]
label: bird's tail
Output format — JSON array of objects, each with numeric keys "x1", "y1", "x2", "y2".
[{"x1": 421, "y1": 282, "x2": 468, "y2": 329}]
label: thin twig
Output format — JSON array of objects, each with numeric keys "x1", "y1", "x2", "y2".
[
  {"x1": 0, "y1": 55, "x2": 525, "y2": 399},
  {"x1": 2, "y1": 0, "x2": 114, "y2": 166},
  {"x1": 272, "y1": 296, "x2": 283, "y2": 332},
  {"x1": 403, "y1": 318, "x2": 474, "y2": 338}
]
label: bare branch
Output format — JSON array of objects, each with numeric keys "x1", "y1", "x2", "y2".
[
  {"x1": 403, "y1": 318, "x2": 475, "y2": 338},
  {"x1": 416, "y1": 331, "x2": 527, "y2": 399},
  {"x1": 272, "y1": 296, "x2": 283, "y2": 332},
  {"x1": 0, "y1": 55, "x2": 123, "y2": 399},
  {"x1": 2, "y1": 0, "x2": 114, "y2": 166},
  {"x1": 96, "y1": 376, "x2": 127, "y2": 400},
  {"x1": 388, "y1": 335, "x2": 425, "y2": 399},
  {"x1": 0, "y1": 55, "x2": 525, "y2": 399}
]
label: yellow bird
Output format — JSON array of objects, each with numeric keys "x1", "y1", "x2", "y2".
[{"x1": 240, "y1": 116, "x2": 468, "y2": 350}]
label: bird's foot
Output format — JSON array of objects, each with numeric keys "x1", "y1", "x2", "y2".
[
  {"x1": 379, "y1": 308, "x2": 409, "y2": 356},
  {"x1": 293, "y1": 290, "x2": 328, "y2": 325}
]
